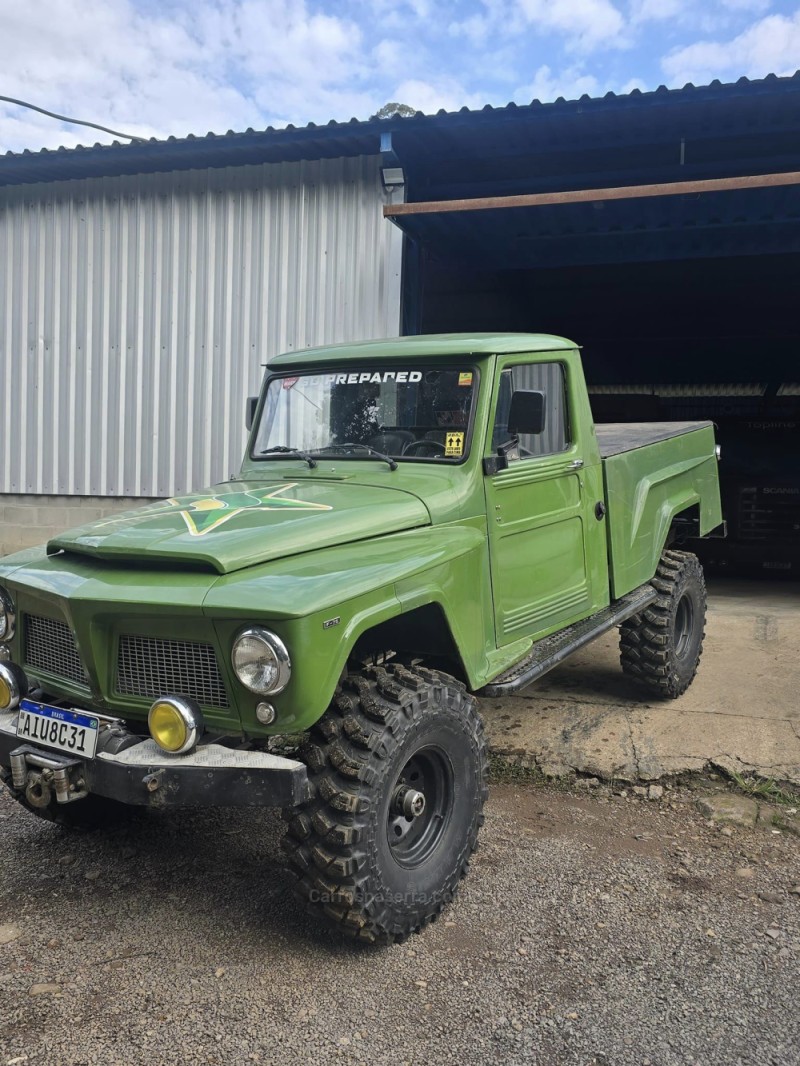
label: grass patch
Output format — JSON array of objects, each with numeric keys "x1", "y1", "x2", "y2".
[{"x1": 724, "y1": 768, "x2": 800, "y2": 807}]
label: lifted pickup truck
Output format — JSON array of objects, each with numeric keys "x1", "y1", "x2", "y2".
[{"x1": 0, "y1": 333, "x2": 722, "y2": 943}]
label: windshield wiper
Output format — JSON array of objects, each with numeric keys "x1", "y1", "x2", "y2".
[
  {"x1": 316, "y1": 444, "x2": 398, "y2": 471},
  {"x1": 259, "y1": 445, "x2": 317, "y2": 468}
]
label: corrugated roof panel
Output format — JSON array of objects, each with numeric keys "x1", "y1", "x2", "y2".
[{"x1": 2, "y1": 71, "x2": 799, "y2": 187}]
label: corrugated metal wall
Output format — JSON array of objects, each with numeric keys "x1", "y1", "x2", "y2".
[{"x1": 0, "y1": 155, "x2": 402, "y2": 497}]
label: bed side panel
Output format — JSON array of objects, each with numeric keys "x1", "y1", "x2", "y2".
[{"x1": 603, "y1": 425, "x2": 722, "y2": 598}]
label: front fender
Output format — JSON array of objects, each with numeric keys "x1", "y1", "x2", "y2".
[{"x1": 204, "y1": 522, "x2": 490, "y2": 733}]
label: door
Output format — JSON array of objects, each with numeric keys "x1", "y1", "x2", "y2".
[{"x1": 484, "y1": 358, "x2": 601, "y2": 646}]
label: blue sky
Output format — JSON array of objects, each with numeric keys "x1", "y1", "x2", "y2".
[{"x1": 1, "y1": 0, "x2": 799, "y2": 152}]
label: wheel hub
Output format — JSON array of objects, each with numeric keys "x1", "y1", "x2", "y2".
[
  {"x1": 392, "y1": 784, "x2": 426, "y2": 819},
  {"x1": 386, "y1": 746, "x2": 454, "y2": 868}
]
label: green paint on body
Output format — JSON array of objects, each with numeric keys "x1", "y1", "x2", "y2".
[{"x1": 0, "y1": 333, "x2": 722, "y2": 740}]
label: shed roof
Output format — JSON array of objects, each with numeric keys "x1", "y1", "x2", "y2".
[{"x1": 1, "y1": 71, "x2": 799, "y2": 188}]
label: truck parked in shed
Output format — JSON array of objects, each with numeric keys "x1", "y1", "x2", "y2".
[{"x1": 0, "y1": 334, "x2": 723, "y2": 943}]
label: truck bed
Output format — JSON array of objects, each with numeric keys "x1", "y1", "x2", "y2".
[
  {"x1": 597, "y1": 421, "x2": 722, "y2": 599},
  {"x1": 596, "y1": 421, "x2": 713, "y2": 458}
]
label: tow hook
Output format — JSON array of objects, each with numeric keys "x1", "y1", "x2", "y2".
[
  {"x1": 9, "y1": 746, "x2": 88, "y2": 805},
  {"x1": 25, "y1": 770, "x2": 53, "y2": 808}
]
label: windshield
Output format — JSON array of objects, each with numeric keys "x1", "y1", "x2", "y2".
[{"x1": 253, "y1": 366, "x2": 478, "y2": 463}]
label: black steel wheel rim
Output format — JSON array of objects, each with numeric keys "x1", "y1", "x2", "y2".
[
  {"x1": 387, "y1": 746, "x2": 454, "y2": 869},
  {"x1": 675, "y1": 592, "x2": 695, "y2": 659}
]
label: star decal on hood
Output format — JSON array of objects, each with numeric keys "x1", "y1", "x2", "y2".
[{"x1": 167, "y1": 485, "x2": 333, "y2": 536}]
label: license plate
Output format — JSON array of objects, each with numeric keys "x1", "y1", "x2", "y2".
[{"x1": 16, "y1": 699, "x2": 99, "y2": 759}]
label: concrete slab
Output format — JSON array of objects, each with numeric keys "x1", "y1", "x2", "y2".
[{"x1": 482, "y1": 579, "x2": 800, "y2": 786}]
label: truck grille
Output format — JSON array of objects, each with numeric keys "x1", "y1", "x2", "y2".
[
  {"x1": 24, "y1": 614, "x2": 89, "y2": 687},
  {"x1": 116, "y1": 635, "x2": 229, "y2": 708}
]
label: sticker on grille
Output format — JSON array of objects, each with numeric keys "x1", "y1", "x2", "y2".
[
  {"x1": 117, "y1": 635, "x2": 229, "y2": 708},
  {"x1": 24, "y1": 614, "x2": 89, "y2": 687}
]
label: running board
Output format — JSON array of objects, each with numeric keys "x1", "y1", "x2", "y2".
[{"x1": 481, "y1": 583, "x2": 658, "y2": 696}]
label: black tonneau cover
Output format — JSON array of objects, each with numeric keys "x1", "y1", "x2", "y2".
[{"x1": 595, "y1": 421, "x2": 713, "y2": 459}]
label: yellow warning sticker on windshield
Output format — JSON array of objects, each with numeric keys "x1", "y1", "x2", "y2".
[
  {"x1": 445, "y1": 431, "x2": 465, "y2": 457},
  {"x1": 458, "y1": 372, "x2": 473, "y2": 387}
]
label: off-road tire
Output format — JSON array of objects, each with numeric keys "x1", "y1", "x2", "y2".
[
  {"x1": 282, "y1": 662, "x2": 488, "y2": 944},
  {"x1": 619, "y1": 549, "x2": 706, "y2": 699}
]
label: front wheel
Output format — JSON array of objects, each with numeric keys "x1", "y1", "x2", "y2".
[
  {"x1": 282, "y1": 663, "x2": 488, "y2": 944},
  {"x1": 619, "y1": 549, "x2": 707, "y2": 699}
]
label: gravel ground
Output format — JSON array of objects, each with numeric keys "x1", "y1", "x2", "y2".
[{"x1": 1, "y1": 779, "x2": 798, "y2": 1066}]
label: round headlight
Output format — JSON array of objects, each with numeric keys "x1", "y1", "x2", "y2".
[
  {"x1": 0, "y1": 662, "x2": 27, "y2": 711},
  {"x1": 148, "y1": 697, "x2": 203, "y2": 755},
  {"x1": 0, "y1": 587, "x2": 15, "y2": 642},
  {"x1": 231, "y1": 627, "x2": 291, "y2": 695}
]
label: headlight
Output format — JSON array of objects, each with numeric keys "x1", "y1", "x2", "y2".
[
  {"x1": 0, "y1": 587, "x2": 15, "y2": 641},
  {"x1": 148, "y1": 696, "x2": 203, "y2": 755},
  {"x1": 231, "y1": 627, "x2": 291, "y2": 695},
  {"x1": 0, "y1": 662, "x2": 27, "y2": 711}
]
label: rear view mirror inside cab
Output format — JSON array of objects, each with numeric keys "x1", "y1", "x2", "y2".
[{"x1": 508, "y1": 390, "x2": 546, "y2": 436}]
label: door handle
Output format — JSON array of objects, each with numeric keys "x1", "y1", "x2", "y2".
[{"x1": 569, "y1": 459, "x2": 584, "y2": 469}]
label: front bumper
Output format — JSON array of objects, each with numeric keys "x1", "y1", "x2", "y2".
[{"x1": 0, "y1": 710, "x2": 310, "y2": 810}]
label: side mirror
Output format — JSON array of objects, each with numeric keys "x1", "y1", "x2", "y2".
[
  {"x1": 483, "y1": 390, "x2": 547, "y2": 475},
  {"x1": 508, "y1": 389, "x2": 546, "y2": 436},
  {"x1": 246, "y1": 395, "x2": 258, "y2": 431}
]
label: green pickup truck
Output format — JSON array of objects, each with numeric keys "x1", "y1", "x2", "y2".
[{"x1": 0, "y1": 333, "x2": 722, "y2": 943}]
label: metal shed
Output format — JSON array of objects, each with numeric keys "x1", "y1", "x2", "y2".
[{"x1": 0, "y1": 130, "x2": 403, "y2": 504}]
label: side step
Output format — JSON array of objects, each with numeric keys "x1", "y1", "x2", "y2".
[{"x1": 481, "y1": 583, "x2": 658, "y2": 696}]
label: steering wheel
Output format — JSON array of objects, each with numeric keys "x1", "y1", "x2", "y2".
[{"x1": 403, "y1": 439, "x2": 447, "y2": 457}]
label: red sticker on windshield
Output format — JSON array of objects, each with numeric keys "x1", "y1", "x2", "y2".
[{"x1": 282, "y1": 377, "x2": 299, "y2": 390}]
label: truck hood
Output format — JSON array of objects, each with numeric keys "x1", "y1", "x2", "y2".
[{"x1": 47, "y1": 480, "x2": 431, "y2": 575}]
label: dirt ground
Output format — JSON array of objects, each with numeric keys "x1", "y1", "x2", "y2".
[
  {"x1": 1, "y1": 777, "x2": 798, "y2": 1066},
  {"x1": 482, "y1": 578, "x2": 800, "y2": 786}
]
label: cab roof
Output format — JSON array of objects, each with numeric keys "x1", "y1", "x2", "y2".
[{"x1": 268, "y1": 332, "x2": 577, "y2": 368}]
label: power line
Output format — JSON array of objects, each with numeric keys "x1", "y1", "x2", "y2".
[{"x1": 0, "y1": 94, "x2": 146, "y2": 142}]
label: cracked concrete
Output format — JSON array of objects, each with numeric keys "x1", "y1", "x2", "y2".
[{"x1": 481, "y1": 579, "x2": 800, "y2": 786}]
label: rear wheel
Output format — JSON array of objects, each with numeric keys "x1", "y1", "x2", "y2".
[
  {"x1": 282, "y1": 662, "x2": 488, "y2": 944},
  {"x1": 619, "y1": 550, "x2": 706, "y2": 699}
]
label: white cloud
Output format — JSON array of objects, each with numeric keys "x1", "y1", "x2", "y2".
[
  {"x1": 514, "y1": 64, "x2": 600, "y2": 102},
  {"x1": 450, "y1": 0, "x2": 627, "y2": 52},
  {"x1": 448, "y1": 13, "x2": 493, "y2": 45},
  {"x1": 662, "y1": 10, "x2": 800, "y2": 84},
  {"x1": 617, "y1": 76, "x2": 647, "y2": 93},
  {"x1": 373, "y1": 38, "x2": 406, "y2": 77},
  {"x1": 718, "y1": 0, "x2": 772, "y2": 10},
  {"x1": 390, "y1": 77, "x2": 489, "y2": 114},
  {"x1": 630, "y1": 0, "x2": 690, "y2": 24},
  {"x1": 516, "y1": 0, "x2": 627, "y2": 50},
  {"x1": 0, "y1": 0, "x2": 376, "y2": 153}
]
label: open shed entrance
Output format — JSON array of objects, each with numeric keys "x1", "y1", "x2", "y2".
[
  {"x1": 421, "y1": 253, "x2": 798, "y2": 576},
  {"x1": 388, "y1": 181, "x2": 800, "y2": 577}
]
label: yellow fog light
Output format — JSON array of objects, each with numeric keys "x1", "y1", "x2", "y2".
[
  {"x1": 148, "y1": 697, "x2": 203, "y2": 755},
  {"x1": 0, "y1": 662, "x2": 26, "y2": 711}
]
